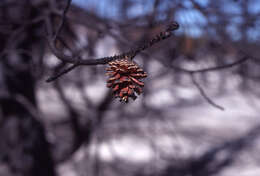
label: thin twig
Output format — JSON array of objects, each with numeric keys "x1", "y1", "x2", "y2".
[
  {"x1": 129, "y1": 22, "x2": 179, "y2": 58},
  {"x1": 53, "y1": 0, "x2": 72, "y2": 41},
  {"x1": 46, "y1": 63, "x2": 79, "y2": 82},
  {"x1": 46, "y1": 21, "x2": 180, "y2": 82},
  {"x1": 172, "y1": 56, "x2": 249, "y2": 74},
  {"x1": 191, "y1": 74, "x2": 225, "y2": 111},
  {"x1": 48, "y1": 21, "x2": 179, "y2": 65}
]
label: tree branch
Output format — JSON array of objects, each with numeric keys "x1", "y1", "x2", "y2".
[
  {"x1": 46, "y1": 21, "x2": 179, "y2": 82},
  {"x1": 191, "y1": 74, "x2": 225, "y2": 111},
  {"x1": 53, "y1": 0, "x2": 72, "y2": 41},
  {"x1": 172, "y1": 56, "x2": 249, "y2": 74}
]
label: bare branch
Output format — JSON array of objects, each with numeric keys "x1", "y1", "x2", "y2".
[
  {"x1": 172, "y1": 56, "x2": 250, "y2": 74},
  {"x1": 53, "y1": 0, "x2": 72, "y2": 41},
  {"x1": 46, "y1": 63, "x2": 79, "y2": 82},
  {"x1": 46, "y1": 21, "x2": 179, "y2": 82},
  {"x1": 191, "y1": 74, "x2": 225, "y2": 111}
]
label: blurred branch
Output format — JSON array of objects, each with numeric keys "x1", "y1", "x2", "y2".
[
  {"x1": 46, "y1": 63, "x2": 79, "y2": 82},
  {"x1": 52, "y1": 81, "x2": 113, "y2": 163},
  {"x1": 53, "y1": 0, "x2": 72, "y2": 41},
  {"x1": 160, "y1": 124, "x2": 260, "y2": 176},
  {"x1": 191, "y1": 74, "x2": 225, "y2": 111},
  {"x1": 172, "y1": 56, "x2": 250, "y2": 74},
  {"x1": 53, "y1": 81, "x2": 85, "y2": 163}
]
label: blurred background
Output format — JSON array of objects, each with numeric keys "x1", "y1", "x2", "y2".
[{"x1": 1, "y1": 0, "x2": 260, "y2": 176}]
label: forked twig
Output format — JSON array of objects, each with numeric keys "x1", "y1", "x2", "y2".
[{"x1": 53, "y1": 0, "x2": 72, "y2": 41}]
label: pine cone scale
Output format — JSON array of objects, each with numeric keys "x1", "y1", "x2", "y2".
[{"x1": 106, "y1": 59, "x2": 147, "y2": 102}]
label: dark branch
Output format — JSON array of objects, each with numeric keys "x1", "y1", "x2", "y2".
[
  {"x1": 191, "y1": 74, "x2": 225, "y2": 111},
  {"x1": 46, "y1": 63, "x2": 79, "y2": 82},
  {"x1": 53, "y1": 0, "x2": 72, "y2": 41},
  {"x1": 46, "y1": 21, "x2": 180, "y2": 82},
  {"x1": 172, "y1": 56, "x2": 250, "y2": 74}
]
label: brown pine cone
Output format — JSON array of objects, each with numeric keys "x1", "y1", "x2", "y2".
[{"x1": 106, "y1": 59, "x2": 147, "y2": 102}]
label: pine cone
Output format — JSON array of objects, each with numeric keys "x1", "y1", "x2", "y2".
[{"x1": 106, "y1": 59, "x2": 147, "y2": 102}]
